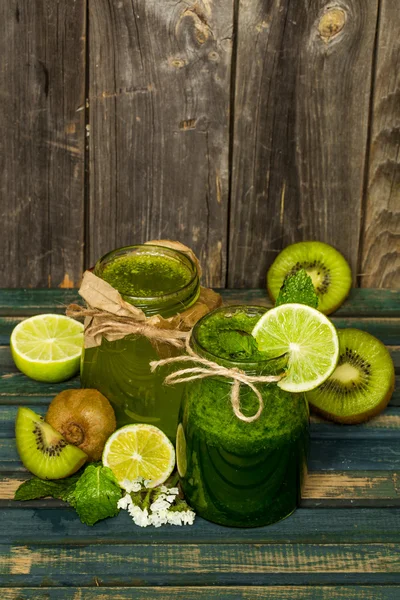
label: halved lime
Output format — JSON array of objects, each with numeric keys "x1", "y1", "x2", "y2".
[
  {"x1": 10, "y1": 314, "x2": 83, "y2": 383},
  {"x1": 252, "y1": 303, "x2": 339, "y2": 393},
  {"x1": 102, "y1": 424, "x2": 175, "y2": 489}
]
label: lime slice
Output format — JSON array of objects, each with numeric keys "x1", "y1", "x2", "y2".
[
  {"x1": 252, "y1": 303, "x2": 339, "y2": 393},
  {"x1": 176, "y1": 423, "x2": 187, "y2": 478},
  {"x1": 102, "y1": 424, "x2": 175, "y2": 489},
  {"x1": 11, "y1": 314, "x2": 84, "y2": 383}
]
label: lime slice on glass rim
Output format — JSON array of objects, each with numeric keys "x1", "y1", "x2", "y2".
[
  {"x1": 252, "y1": 303, "x2": 339, "y2": 393},
  {"x1": 102, "y1": 424, "x2": 175, "y2": 489},
  {"x1": 10, "y1": 314, "x2": 83, "y2": 383}
]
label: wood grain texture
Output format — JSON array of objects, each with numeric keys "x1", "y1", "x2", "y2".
[
  {"x1": 88, "y1": 0, "x2": 232, "y2": 286},
  {"x1": 3, "y1": 588, "x2": 400, "y2": 600},
  {"x1": 0, "y1": 0, "x2": 86, "y2": 288},
  {"x1": 0, "y1": 288, "x2": 399, "y2": 317},
  {"x1": 0, "y1": 543, "x2": 399, "y2": 586},
  {"x1": 360, "y1": 0, "x2": 400, "y2": 288},
  {"x1": 0, "y1": 507, "x2": 400, "y2": 543},
  {"x1": 228, "y1": 0, "x2": 379, "y2": 287}
]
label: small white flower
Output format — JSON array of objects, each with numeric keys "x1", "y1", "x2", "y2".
[
  {"x1": 166, "y1": 494, "x2": 177, "y2": 503},
  {"x1": 149, "y1": 509, "x2": 169, "y2": 527},
  {"x1": 128, "y1": 505, "x2": 150, "y2": 527},
  {"x1": 150, "y1": 498, "x2": 171, "y2": 512},
  {"x1": 122, "y1": 478, "x2": 144, "y2": 493},
  {"x1": 180, "y1": 510, "x2": 196, "y2": 525},
  {"x1": 167, "y1": 511, "x2": 183, "y2": 526},
  {"x1": 144, "y1": 479, "x2": 152, "y2": 488},
  {"x1": 117, "y1": 494, "x2": 132, "y2": 510},
  {"x1": 168, "y1": 487, "x2": 179, "y2": 495},
  {"x1": 159, "y1": 485, "x2": 168, "y2": 493}
]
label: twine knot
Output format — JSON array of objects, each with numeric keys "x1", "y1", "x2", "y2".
[
  {"x1": 150, "y1": 338, "x2": 284, "y2": 423},
  {"x1": 66, "y1": 304, "x2": 189, "y2": 349}
]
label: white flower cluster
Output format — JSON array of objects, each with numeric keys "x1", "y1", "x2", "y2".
[{"x1": 117, "y1": 479, "x2": 196, "y2": 528}]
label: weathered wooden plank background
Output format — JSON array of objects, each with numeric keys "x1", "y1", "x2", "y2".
[{"x1": 1, "y1": 0, "x2": 399, "y2": 288}]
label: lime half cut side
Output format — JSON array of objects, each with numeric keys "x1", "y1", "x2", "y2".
[
  {"x1": 10, "y1": 314, "x2": 84, "y2": 383},
  {"x1": 252, "y1": 303, "x2": 339, "y2": 393},
  {"x1": 102, "y1": 424, "x2": 176, "y2": 489}
]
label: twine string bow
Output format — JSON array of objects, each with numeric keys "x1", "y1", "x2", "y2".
[
  {"x1": 150, "y1": 338, "x2": 284, "y2": 423},
  {"x1": 66, "y1": 304, "x2": 189, "y2": 349}
]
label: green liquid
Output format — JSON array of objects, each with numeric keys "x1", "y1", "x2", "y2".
[
  {"x1": 179, "y1": 308, "x2": 309, "y2": 527},
  {"x1": 100, "y1": 253, "x2": 192, "y2": 298},
  {"x1": 81, "y1": 246, "x2": 199, "y2": 441},
  {"x1": 81, "y1": 335, "x2": 183, "y2": 441}
]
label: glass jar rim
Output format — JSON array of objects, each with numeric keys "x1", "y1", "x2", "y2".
[
  {"x1": 94, "y1": 243, "x2": 199, "y2": 302},
  {"x1": 191, "y1": 304, "x2": 276, "y2": 372},
  {"x1": 94, "y1": 244, "x2": 201, "y2": 317}
]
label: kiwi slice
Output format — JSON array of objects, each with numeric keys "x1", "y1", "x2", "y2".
[
  {"x1": 16, "y1": 407, "x2": 87, "y2": 479},
  {"x1": 306, "y1": 329, "x2": 395, "y2": 423},
  {"x1": 267, "y1": 241, "x2": 352, "y2": 314}
]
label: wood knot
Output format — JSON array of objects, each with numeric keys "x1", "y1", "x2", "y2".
[{"x1": 318, "y1": 8, "x2": 346, "y2": 41}]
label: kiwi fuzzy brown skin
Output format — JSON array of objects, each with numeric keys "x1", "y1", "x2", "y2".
[
  {"x1": 46, "y1": 389, "x2": 116, "y2": 462},
  {"x1": 310, "y1": 371, "x2": 395, "y2": 424}
]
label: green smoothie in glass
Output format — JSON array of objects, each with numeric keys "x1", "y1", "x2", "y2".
[
  {"x1": 80, "y1": 244, "x2": 201, "y2": 442},
  {"x1": 177, "y1": 305, "x2": 309, "y2": 527}
]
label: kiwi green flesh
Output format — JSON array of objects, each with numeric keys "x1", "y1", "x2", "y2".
[
  {"x1": 16, "y1": 407, "x2": 87, "y2": 479},
  {"x1": 267, "y1": 241, "x2": 352, "y2": 314},
  {"x1": 306, "y1": 329, "x2": 395, "y2": 424}
]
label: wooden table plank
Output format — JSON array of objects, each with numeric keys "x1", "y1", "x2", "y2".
[
  {"x1": 2, "y1": 404, "x2": 400, "y2": 438},
  {"x1": 1, "y1": 543, "x2": 400, "y2": 586},
  {"x1": 1, "y1": 434, "x2": 398, "y2": 472},
  {"x1": 0, "y1": 288, "x2": 399, "y2": 317},
  {"x1": 0, "y1": 507, "x2": 399, "y2": 544},
  {"x1": 3, "y1": 587, "x2": 400, "y2": 600}
]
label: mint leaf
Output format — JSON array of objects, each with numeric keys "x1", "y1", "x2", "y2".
[
  {"x1": 218, "y1": 330, "x2": 259, "y2": 360},
  {"x1": 275, "y1": 269, "x2": 319, "y2": 308},
  {"x1": 15, "y1": 474, "x2": 80, "y2": 502},
  {"x1": 70, "y1": 464, "x2": 122, "y2": 526}
]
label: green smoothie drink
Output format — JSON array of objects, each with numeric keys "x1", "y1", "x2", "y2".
[
  {"x1": 177, "y1": 306, "x2": 309, "y2": 527},
  {"x1": 80, "y1": 244, "x2": 201, "y2": 442}
]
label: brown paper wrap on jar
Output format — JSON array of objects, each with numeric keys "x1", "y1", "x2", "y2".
[{"x1": 67, "y1": 240, "x2": 222, "y2": 353}]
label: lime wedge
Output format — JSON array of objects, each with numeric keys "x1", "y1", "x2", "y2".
[
  {"x1": 10, "y1": 314, "x2": 83, "y2": 383},
  {"x1": 176, "y1": 423, "x2": 187, "y2": 478},
  {"x1": 252, "y1": 303, "x2": 339, "y2": 393},
  {"x1": 102, "y1": 424, "x2": 175, "y2": 489}
]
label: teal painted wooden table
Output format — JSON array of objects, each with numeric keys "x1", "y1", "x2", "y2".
[{"x1": 1, "y1": 289, "x2": 399, "y2": 599}]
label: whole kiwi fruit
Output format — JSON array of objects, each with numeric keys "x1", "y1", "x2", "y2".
[{"x1": 46, "y1": 389, "x2": 116, "y2": 461}]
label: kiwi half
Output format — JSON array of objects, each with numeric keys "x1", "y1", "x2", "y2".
[
  {"x1": 16, "y1": 407, "x2": 87, "y2": 479},
  {"x1": 267, "y1": 241, "x2": 352, "y2": 314},
  {"x1": 306, "y1": 329, "x2": 395, "y2": 423}
]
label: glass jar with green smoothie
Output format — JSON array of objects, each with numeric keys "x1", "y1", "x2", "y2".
[
  {"x1": 81, "y1": 243, "x2": 211, "y2": 442},
  {"x1": 177, "y1": 305, "x2": 309, "y2": 527}
]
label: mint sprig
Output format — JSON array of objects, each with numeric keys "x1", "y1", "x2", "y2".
[
  {"x1": 14, "y1": 463, "x2": 122, "y2": 526},
  {"x1": 275, "y1": 269, "x2": 318, "y2": 308}
]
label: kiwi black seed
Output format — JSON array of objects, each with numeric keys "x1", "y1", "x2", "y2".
[
  {"x1": 306, "y1": 329, "x2": 395, "y2": 424},
  {"x1": 16, "y1": 407, "x2": 87, "y2": 479},
  {"x1": 267, "y1": 241, "x2": 352, "y2": 314}
]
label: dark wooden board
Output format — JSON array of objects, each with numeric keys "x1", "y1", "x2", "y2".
[
  {"x1": 0, "y1": 288, "x2": 399, "y2": 317},
  {"x1": 0, "y1": 289, "x2": 399, "y2": 596},
  {"x1": 3, "y1": 587, "x2": 400, "y2": 600},
  {"x1": 0, "y1": 507, "x2": 399, "y2": 544},
  {"x1": 88, "y1": 0, "x2": 233, "y2": 287},
  {"x1": 228, "y1": 0, "x2": 379, "y2": 287},
  {"x1": 1, "y1": 435, "x2": 398, "y2": 472},
  {"x1": 1, "y1": 542, "x2": 400, "y2": 586},
  {"x1": 0, "y1": 0, "x2": 86, "y2": 288},
  {"x1": 360, "y1": 0, "x2": 400, "y2": 288}
]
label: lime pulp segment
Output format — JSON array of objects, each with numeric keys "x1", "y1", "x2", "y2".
[
  {"x1": 103, "y1": 424, "x2": 176, "y2": 489},
  {"x1": 252, "y1": 303, "x2": 339, "y2": 393}
]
